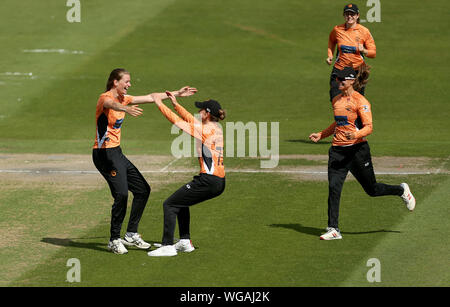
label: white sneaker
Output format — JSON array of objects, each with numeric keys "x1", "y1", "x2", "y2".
[
  {"x1": 174, "y1": 239, "x2": 195, "y2": 253},
  {"x1": 121, "y1": 233, "x2": 151, "y2": 249},
  {"x1": 320, "y1": 227, "x2": 342, "y2": 240},
  {"x1": 147, "y1": 245, "x2": 177, "y2": 257},
  {"x1": 400, "y1": 183, "x2": 416, "y2": 211},
  {"x1": 108, "y1": 239, "x2": 128, "y2": 254}
]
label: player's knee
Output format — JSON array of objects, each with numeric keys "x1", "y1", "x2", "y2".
[
  {"x1": 142, "y1": 183, "x2": 151, "y2": 198},
  {"x1": 133, "y1": 183, "x2": 151, "y2": 200},
  {"x1": 114, "y1": 191, "x2": 128, "y2": 203}
]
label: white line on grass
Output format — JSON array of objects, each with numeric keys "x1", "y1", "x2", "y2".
[
  {"x1": 22, "y1": 49, "x2": 84, "y2": 54},
  {"x1": 0, "y1": 169, "x2": 443, "y2": 175},
  {"x1": 160, "y1": 157, "x2": 181, "y2": 172}
]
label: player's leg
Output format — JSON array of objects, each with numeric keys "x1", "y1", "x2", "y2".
[
  {"x1": 149, "y1": 175, "x2": 225, "y2": 256},
  {"x1": 350, "y1": 142, "x2": 403, "y2": 197},
  {"x1": 321, "y1": 146, "x2": 349, "y2": 240},
  {"x1": 120, "y1": 156, "x2": 151, "y2": 248},
  {"x1": 124, "y1": 157, "x2": 151, "y2": 233},
  {"x1": 176, "y1": 175, "x2": 225, "y2": 247},
  {"x1": 92, "y1": 148, "x2": 129, "y2": 254},
  {"x1": 327, "y1": 152, "x2": 348, "y2": 230}
]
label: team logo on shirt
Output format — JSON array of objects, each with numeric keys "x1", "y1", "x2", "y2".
[
  {"x1": 335, "y1": 115, "x2": 349, "y2": 126},
  {"x1": 362, "y1": 105, "x2": 370, "y2": 112},
  {"x1": 113, "y1": 118, "x2": 124, "y2": 129}
]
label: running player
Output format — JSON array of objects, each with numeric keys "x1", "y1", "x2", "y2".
[
  {"x1": 326, "y1": 3, "x2": 376, "y2": 101},
  {"x1": 309, "y1": 67, "x2": 416, "y2": 240},
  {"x1": 92, "y1": 68, "x2": 197, "y2": 254},
  {"x1": 147, "y1": 91, "x2": 226, "y2": 257}
]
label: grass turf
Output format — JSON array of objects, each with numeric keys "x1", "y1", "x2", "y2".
[
  {"x1": 4, "y1": 172, "x2": 448, "y2": 286},
  {"x1": 0, "y1": 0, "x2": 449, "y2": 156},
  {"x1": 0, "y1": 0, "x2": 449, "y2": 287}
]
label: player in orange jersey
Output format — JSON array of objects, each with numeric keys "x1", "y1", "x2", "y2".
[
  {"x1": 309, "y1": 67, "x2": 416, "y2": 240},
  {"x1": 147, "y1": 91, "x2": 226, "y2": 257},
  {"x1": 326, "y1": 4, "x2": 376, "y2": 101},
  {"x1": 92, "y1": 68, "x2": 197, "y2": 254}
]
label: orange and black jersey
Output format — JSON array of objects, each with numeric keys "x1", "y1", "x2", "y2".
[
  {"x1": 157, "y1": 102, "x2": 225, "y2": 178},
  {"x1": 321, "y1": 91, "x2": 373, "y2": 146},
  {"x1": 93, "y1": 91, "x2": 134, "y2": 149},
  {"x1": 328, "y1": 23, "x2": 376, "y2": 70}
]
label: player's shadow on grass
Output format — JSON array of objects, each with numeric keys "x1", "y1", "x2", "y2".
[
  {"x1": 268, "y1": 224, "x2": 401, "y2": 236},
  {"x1": 41, "y1": 237, "x2": 110, "y2": 253}
]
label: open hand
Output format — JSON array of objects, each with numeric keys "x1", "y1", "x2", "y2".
[
  {"x1": 126, "y1": 105, "x2": 143, "y2": 117},
  {"x1": 177, "y1": 86, "x2": 197, "y2": 97}
]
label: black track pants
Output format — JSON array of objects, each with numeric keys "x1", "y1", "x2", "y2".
[
  {"x1": 92, "y1": 147, "x2": 151, "y2": 241},
  {"x1": 161, "y1": 174, "x2": 225, "y2": 245},
  {"x1": 327, "y1": 142, "x2": 403, "y2": 229}
]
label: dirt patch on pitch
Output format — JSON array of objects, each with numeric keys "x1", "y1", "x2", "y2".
[{"x1": 0, "y1": 153, "x2": 447, "y2": 185}]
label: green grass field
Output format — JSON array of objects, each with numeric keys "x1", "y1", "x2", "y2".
[{"x1": 0, "y1": 0, "x2": 449, "y2": 288}]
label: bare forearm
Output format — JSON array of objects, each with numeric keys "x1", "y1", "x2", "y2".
[
  {"x1": 104, "y1": 100, "x2": 128, "y2": 112},
  {"x1": 130, "y1": 90, "x2": 181, "y2": 105}
]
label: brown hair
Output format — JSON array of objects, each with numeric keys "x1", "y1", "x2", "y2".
[
  {"x1": 210, "y1": 109, "x2": 227, "y2": 122},
  {"x1": 105, "y1": 68, "x2": 129, "y2": 92},
  {"x1": 353, "y1": 63, "x2": 371, "y2": 92}
]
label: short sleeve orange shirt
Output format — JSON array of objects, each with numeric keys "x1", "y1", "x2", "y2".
[{"x1": 93, "y1": 91, "x2": 134, "y2": 149}]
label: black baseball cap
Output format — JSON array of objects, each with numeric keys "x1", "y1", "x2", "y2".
[
  {"x1": 195, "y1": 99, "x2": 222, "y2": 117},
  {"x1": 336, "y1": 67, "x2": 357, "y2": 80},
  {"x1": 343, "y1": 3, "x2": 359, "y2": 14}
]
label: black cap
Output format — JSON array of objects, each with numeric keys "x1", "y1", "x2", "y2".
[
  {"x1": 195, "y1": 99, "x2": 222, "y2": 117},
  {"x1": 343, "y1": 3, "x2": 359, "y2": 14},
  {"x1": 336, "y1": 67, "x2": 357, "y2": 80}
]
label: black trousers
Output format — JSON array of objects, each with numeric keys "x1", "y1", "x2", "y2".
[
  {"x1": 329, "y1": 66, "x2": 365, "y2": 101},
  {"x1": 327, "y1": 142, "x2": 403, "y2": 229},
  {"x1": 92, "y1": 147, "x2": 151, "y2": 241},
  {"x1": 162, "y1": 173, "x2": 225, "y2": 245}
]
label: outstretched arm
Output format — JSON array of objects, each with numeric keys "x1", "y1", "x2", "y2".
[
  {"x1": 129, "y1": 86, "x2": 197, "y2": 105},
  {"x1": 152, "y1": 93, "x2": 204, "y2": 142},
  {"x1": 103, "y1": 98, "x2": 143, "y2": 117},
  {"x1": 165, "y1": 91, "x2": 197, "y2": 124}
]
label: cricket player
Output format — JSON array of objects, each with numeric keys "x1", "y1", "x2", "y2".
[
  {"x1": 148, "y1": 91, "x2": 226, "y2": 257},
  {"x1": 92, "y1": 68, "x2": 197, "y2": 254},
  {"x1": 309, "y1": 67, "x2": 416, "y2": 240},
  {"x1": 326, "y1": 3, "x2": 376, "y2": 101}
]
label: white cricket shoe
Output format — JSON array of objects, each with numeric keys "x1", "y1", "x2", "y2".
[
  {"x1": 147, "y1": 245, "x2": 177, "y2": 257},
  {"x1": 108, "y1": 239, "x2": 128, "y2": 254},
  {"x1": 400, "y1": 183, "x2": 416, "y2": 211},
  {"x1": 174, "y1": 239, "x2": 195, "y2": 253},
  {"x1": 320, "y1": 227, "x2": 342, "y2": 240},
  {"x1": 121, "y1": 233, "x2": 151, "y2": 249}
]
